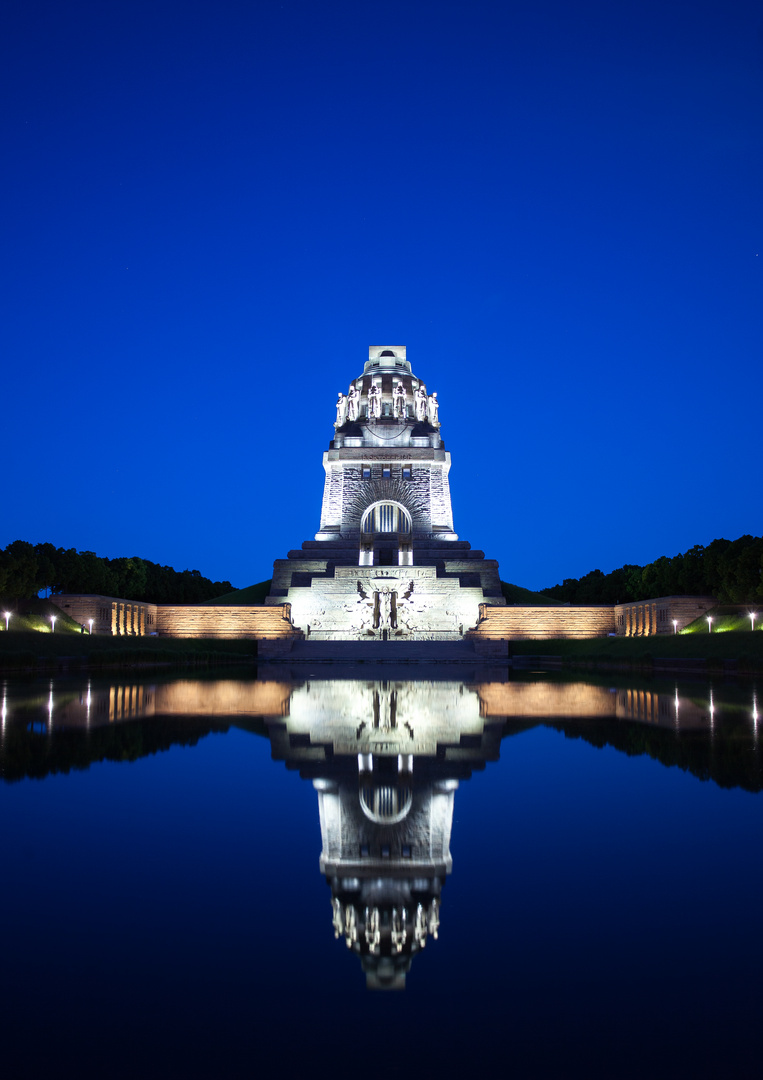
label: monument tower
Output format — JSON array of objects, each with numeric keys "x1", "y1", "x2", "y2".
[{"x1": 266, "y1": 346, "x2": 505, "y2": 639}]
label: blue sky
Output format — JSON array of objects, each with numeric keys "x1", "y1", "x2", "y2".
[{"x1": 2, "y1": 0, "x2": 761, "y2": 591}]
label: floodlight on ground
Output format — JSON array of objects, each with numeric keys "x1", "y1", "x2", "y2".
[
  {"x1": 4, "y1": 612, "x2": 10, "y2": 631},
  {"x1": 707, "y1": 616, "x2": 712, "y2": 633},
  {"x1": 50, "y1": 616, "x2": 56, "y2": 632},
  {"x1": 88, "y1": 618, "x2": 94, "y2": 635},
  {"x1": 750, "y1": 612, "x2": 756, "y2": 632},
  {"x1": 673, "y1": 620, "x2": 677, "y2": 634}
]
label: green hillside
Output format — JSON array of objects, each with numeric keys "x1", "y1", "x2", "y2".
[
  {"x1": 203, "y1": 580, "x2": 272, "y2": 605},
  {"x1": 680, "y1": 605, "x2": 762, "y2": 635},
  {"x1": 0, "y1": 597, "x2": 84, "y2": 634},
  {"x1": 501, "y1": 581, "x2": 562, "y2": 605}
]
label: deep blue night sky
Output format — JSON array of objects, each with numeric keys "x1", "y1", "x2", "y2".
[{"x1": 2, "y1": 0, "x2": 761, "y2": 591}]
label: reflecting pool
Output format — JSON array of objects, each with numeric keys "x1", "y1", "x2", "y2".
[{"x1": 2, "y1": 670, "x2": 762, "y2": 1077}]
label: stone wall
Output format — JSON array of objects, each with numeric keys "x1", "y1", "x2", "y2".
[
  {"x1": 614, "y1": 596, "x2": 716, "y2": 636},
  {"x1": 49, "y1": 594, "x2": 301, "y2": 650},
  {"x1": 154, "y1": 604, "x2": 300, "y2": 642},
  {"x1": 467, "y1": 604, "x2": 616, "y2": 641},
  {"x1": 49, "y1": 594, "x2": 158, "y2": 635}
]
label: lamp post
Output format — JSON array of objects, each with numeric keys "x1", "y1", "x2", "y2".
[
  {"x1": 707, "y1": 616, "x2": 712, "y2": 633},
  {"x1": 88, "y1": 618, "x2": 94, "y2": 635},
  {"x1": 673, "y1": 620, "x2": 678, "y2": 635},
  {"x1": 50, "y1": 615, "x2": 56, "y2": 633},
  {"x1": 3, "y1": 612, "x2": 10, "y2": 632}
]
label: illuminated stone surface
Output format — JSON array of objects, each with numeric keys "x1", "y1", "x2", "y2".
[{"x1": 266, "y1": 346, "x2": 505, "y2": 640}]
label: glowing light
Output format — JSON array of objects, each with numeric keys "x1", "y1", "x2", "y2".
[
  {"x1": 750, "y1": 612, "x2": 757, "y2": 632},
  {"x1": 753, "y1": 694, "x2": 759, "y2": 744},
  {"x1": 3, "y1": 612, "x2": 10, "y2": 631},
  {"x1": 88, "y1": 618, "x2": 94, "y2": 635},
  {"x1": 50, "y1": 615, "x2": 57, "y2": 632},
  {"x1": 673, "y1": 620, "x2": 678, "y2": 634},
  {"x1": 707, "y1": 616, "x2": 712, "y2": 633},
  {"x1": 709, "y1": 689, "x2": 715, "y2": 731}
]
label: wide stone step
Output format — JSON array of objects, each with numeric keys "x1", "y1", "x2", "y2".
[{"x1": 277, "y1": 639, "x2": 485, "y2": 662}]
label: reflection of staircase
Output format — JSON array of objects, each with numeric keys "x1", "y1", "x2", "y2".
[{"x1": 270, "y1": 639, "x2": 493, "y2": 662}]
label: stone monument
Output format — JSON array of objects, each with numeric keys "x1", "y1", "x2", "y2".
[{"x1": 266, "y1": 346, "x2": 505, "y2": 640}]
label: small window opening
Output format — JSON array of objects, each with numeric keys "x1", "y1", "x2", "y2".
[
  {"x1": 402, "y1": 465, "x2": 411, "y2": 479},
  {"x1": 380, "y1": 350, "x2": 395, "y2": 357},
  {"x1": 362, "y1": 466, "x2": 371, "y2": 480},
  {"x1": 382, "y1": 464, "x2": 391, "y2": 478}
]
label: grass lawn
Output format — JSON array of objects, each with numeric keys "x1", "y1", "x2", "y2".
[{"x1": 510, "y1": 629, "x2": 763, "y2": 672}]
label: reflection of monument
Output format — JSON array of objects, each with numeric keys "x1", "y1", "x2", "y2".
[
  {"x1": 263, "y1": 679, "x2": 505, "y2": 989},
  {"x1": 265, "y1": 346, "x2": 506, "y2": 641}
]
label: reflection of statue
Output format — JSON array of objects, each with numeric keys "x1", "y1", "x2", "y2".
[
  {"x1": 335, "y1": 392, "x2": 348, "y2": 427},
  {"x1": 414, "y1": 385, "x2": 428, "y2": 422},
  {"x1": 347, "y1": 385, "x2": 360, "y2": 422},
  {"x1": 427, "y1": 391, "x2": 439, "y2": 426},
  {"x1": 368, "y1": 382, "x2": 381, "y2": 419},
  {"x1": 393, "y1": 383, "x2": 407, "y2": 419}
]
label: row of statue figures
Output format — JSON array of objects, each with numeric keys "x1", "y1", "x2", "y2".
[
  {"x1": 335, "y1": 382, "x2": 440, "y2": 427},
  {"x1": 332, "y1": 898, "x2": 440, "y2": 955}
]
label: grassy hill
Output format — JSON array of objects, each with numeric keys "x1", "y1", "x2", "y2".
[
  {"x1": 0, "y1": 597, "x2": 84, "y2": 634},
  {"x1": 681, "y1": 605, "x2": 762, "y2": 635},
  {"x1": 202, "y1": 580, "x2": 272, "y2": 605},
  {"x1": 500, "y1": 581, "x2": 562, "y2": 605}
]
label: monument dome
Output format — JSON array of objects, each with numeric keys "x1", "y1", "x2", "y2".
[{"x1": 265, "y1": 346, "x2": 505, "y2": 640}]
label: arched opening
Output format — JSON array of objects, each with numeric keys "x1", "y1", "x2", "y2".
[
  {"x1": 359, "y1": 502, "x2": 413, "y2": 567},
  {"x1": 359, "y1": 784, "x2": 413, "y2": 825},
  {"x1": 361, "y1": 502, "x2": 411, "y2": 534},
  {"x1": 379, "y1": 349, "x2": 396, "y2": 357}
]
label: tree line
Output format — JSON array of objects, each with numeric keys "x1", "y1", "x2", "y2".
[
  {"x1": 0, "y1": 541, "x2": 235, "y2": 604},
  {"x1": 542, "y1": 535, "x2": 763, "y2": 605}
]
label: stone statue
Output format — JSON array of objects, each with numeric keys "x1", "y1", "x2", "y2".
[
  {"x1": 347, "y1": 384, "x2": 360, "y2": 422},
  {"x1": 393, "y1": 382, "x2": 407, "y2": 419},
  {"x1": 414, "y1": 384, "x2": 428, "y2": 422},
  {"x1": 368, "y1": 381, "x2": 381, "y2": 419},
  {"x1": 427, "y1": 391, "x2": 439, "y2": 426},
  {"x1": 334, "y1": 391, "x2": 347, "y2": 428}
]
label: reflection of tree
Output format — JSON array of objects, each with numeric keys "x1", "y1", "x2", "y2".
[
  {"x1": 0, "y1": 715, "x2": 266, "y2": 784},
  {"x1": 519, "y1": 715, "x2": 763, "y2": 794}
]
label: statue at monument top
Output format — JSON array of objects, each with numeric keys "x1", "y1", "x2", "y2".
[
  {"x1": 393, "y1": 382, "x2": 407, "y2": 418},
  {"x1": 335, "y1": 391, "x2": 348, "y2": 428},
  {"x1": 368, "y1": 381, "x2": 381, "y2": 419},
  {"x1": 427, "y1": 391, "x2": 440, "y2": 427},
  {"x1": 347, "y1": 384, "x2": 361, "y2": 422},
  {"x1": 414, "y1": 384, "x2": 428, "y2": 422}
]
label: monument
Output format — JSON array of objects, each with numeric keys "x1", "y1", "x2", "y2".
[{"x1": 265, "y1": 346, "x2": 506, "y2": 640}]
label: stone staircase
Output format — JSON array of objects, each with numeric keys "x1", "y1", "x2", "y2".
[{"x1": 269, "y1": 638, "x2": 496, "y2": 663}]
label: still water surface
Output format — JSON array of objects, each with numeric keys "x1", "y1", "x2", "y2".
[{"x1": 1, "y1": 670, "x2": 762, "y2": 1078}]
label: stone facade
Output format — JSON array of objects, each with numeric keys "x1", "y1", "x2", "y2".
[
  {"x1": 614, "y1": 595, "x2": 716, "y2": 636},
  {"x1": 266, "y1": 346, "x2": 506, "y2": 640},
  {"x1": 48, "y1": 593, "x2": 300, "y2": 652}
]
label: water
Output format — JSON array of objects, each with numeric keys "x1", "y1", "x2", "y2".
[{"x1": 1, "y1": 670, "x2": 762, "y2": 1078}]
